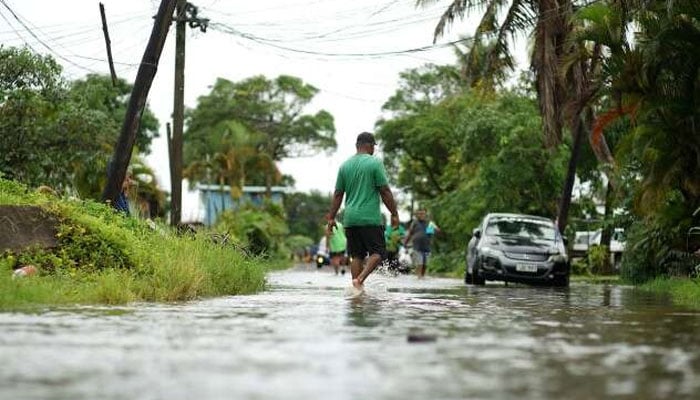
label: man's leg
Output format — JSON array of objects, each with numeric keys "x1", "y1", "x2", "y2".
[
  {"x1": 412, "y1": 250, "x2": 423, "y2": 277},
  {"x1": 356, "y1": 253, "x2": 382, "y2": 285},
  {"x1": 418, "y1": 252, "x2": 428, "y2": 277},
  {"x1": 330, "y1": 254, "x2": 338, "y2": 274},
  {"x1": 350, "y1": 255, "x2": 364, "y2": 280}
]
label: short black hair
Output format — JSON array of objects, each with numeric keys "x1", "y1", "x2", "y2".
[{"x1": 356, "y1": 132, "x2": 376, "y2": 146}]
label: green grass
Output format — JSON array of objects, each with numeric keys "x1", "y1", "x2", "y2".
[
  {"x1": 0, "y1": 178, "x2": 269, "y2": 310},
  {"x1": 640, "y1": 277, "x2": 700, "y2": 310}
]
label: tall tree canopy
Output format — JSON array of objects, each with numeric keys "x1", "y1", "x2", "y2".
[
  {"x1": 0, "y1": 46, "x2": 161, "y2": 201},
  {"x1": 69, "y1": 74, "x2": 160, "y2": 154},
  {"x1": 184, "y1": 75, "x2": 336, "y2": 191},
  {"x1": 0, "y1": 47, "x2": 110, "y2": 189},
  {"x1": 377, "y1": 67, "x2": 567, "y2": 255}
]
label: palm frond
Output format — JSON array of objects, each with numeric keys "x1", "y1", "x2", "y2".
[{"x1": 416, "y1": 0, "x2": 491, "y2": 42}]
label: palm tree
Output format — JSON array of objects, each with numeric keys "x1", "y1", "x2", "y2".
[
  {"x1": 417, "y1": 0, "x2": 620, "y2": 231},
  {"x1": 183, "y1": 121, "x2": 281, "y2": 200},
  {"x1": 614, "y1": 0, "x2": 700, "y2": 213}
]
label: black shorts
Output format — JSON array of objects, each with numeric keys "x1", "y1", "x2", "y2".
[
  {"x1": 329, "y1": 251, "x2": 345, "y2": 258},
  {"x1": 345, "y1": 226, "x2": 386, "y2": 259}
]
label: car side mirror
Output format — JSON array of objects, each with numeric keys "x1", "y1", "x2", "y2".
[{"x1": 473, "y1": 228, "x2": 481, "y2": 239}]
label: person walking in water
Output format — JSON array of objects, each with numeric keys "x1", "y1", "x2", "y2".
[
  {"x1": 325, "y1": 217, "x2": 347, "y2": 275},
  {"x1": 404, "y1": 208, "x2": 440, "y2": 278},
  {"x1": 326, "y1": 132, "x2": 399, "y2": 295}
]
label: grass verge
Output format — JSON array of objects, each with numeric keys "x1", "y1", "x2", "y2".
[
  {"x1": 0, "y1": 178, "x2": 268, "y2": 311},
  {"x1": 639, "y1": 277, "x2": 700, "y2": 310}
]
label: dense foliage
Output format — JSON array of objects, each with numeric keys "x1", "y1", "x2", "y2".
[
  {"x1": 184, "y1": 75, "x2": 337, "y2": 195},
  {"x1": 0, "y1": 46, "x2": 162, "y2": 204},
  {"x1": 284, "y1": 191, "x2": 331, "y2": 242},
  {"x1": 377, "y1": 66, "x2": 567, "y2": 272},
  {"x1": 214, "y1": 202, "x2": 290, "y2": 258}
]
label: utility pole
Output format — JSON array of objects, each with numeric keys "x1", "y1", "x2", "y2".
[
  {"x1": 102, "y1": 0, "x2": 177, "y2": 206},
  {"x1": 169, "y1": 1, "x2": 208, "y2": 226},
  {"x1": 170, "y1": 0, "x2": 186, "y2": 227},
  {"x1": 98, "y1": 3, "x2": 118, "y2": 87}
]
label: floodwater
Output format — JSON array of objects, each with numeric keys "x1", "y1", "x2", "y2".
[{"x1": 1, "y1": 265, "x2": 700, "y2": 400}]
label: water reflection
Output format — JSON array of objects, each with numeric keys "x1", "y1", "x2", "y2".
[{"x1": 1, "y1": 266, "x2": 699, "y2": 400}]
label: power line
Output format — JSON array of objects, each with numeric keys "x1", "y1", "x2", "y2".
[
  {"x1": 0, "y1": 0, "x2": 97, "y2": 74},
  {"x1": 210, "y1": 22, "x2": 473, "y2": 60}
]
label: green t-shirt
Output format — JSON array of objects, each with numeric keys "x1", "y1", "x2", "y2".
[
  {"x1": 335, "y1": 154, "x2": 389, "y2": 227},
  {"x1": 328, "y1": 222, "x2": 346, "y2": 252},
  {"x1": 385, "y1": 224, "x2": 405, "y2": 252}
]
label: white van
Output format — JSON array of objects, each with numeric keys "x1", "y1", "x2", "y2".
[{"x1": 572, "y1": 228, "x2": 626, "y2": 256}]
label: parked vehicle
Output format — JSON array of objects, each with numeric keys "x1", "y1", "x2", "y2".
[
  {"x1": 465, "y1": 213, "x2": 570, "y2": 287},
  {"x1": 572, "y1": 231, "x2": 598, "y2": 258},
  {"x1": 571, "y1": 228, "x2": 626, "y2": 265}
]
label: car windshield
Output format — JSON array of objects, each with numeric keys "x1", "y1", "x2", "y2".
[{"x1": 485, "y1": 217, "x2": 556, "y2": 241}]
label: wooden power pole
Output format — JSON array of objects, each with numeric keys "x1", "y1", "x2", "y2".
[
  {"x1": 170, "y1": 0, "x2": 186, "y2": 226},
  {"x1": 169, "y1": 1, "x2": 208, "y2": 226},
  {"x1": 102, "y1": 0, "x2": 177, "y2": 205}
]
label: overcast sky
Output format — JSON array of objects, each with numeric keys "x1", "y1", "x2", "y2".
[{"x1": 1, "y1": 0, "x2": 526, "y2": 221}]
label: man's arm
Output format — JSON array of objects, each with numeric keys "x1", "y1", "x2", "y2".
[
  {"x1": 326, "y1": 189, "x2": 344, "y2": 229},
  {"x1": 379, "y1": 185, "x2": 399, "y2": 228}
]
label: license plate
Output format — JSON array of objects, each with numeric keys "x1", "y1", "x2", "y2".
[{"x1": 515, "y1": 264, "x2": 538, "y2": 273}]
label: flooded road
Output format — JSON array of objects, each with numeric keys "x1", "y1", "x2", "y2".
[{"x1": 1, "y1": 265, "x2": 700, "y2": 400}]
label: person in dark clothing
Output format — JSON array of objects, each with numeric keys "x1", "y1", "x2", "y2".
[
  {"x1": 404, "y1": 208, "x2": 440, "y2": 278},
  {"x1": 107, "y1": 161, "x2": 133, "y2": 216}
]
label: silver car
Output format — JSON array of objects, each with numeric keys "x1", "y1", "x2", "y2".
[{"x1": 466, "y1": 213, "x2": 570, "y2": 287}]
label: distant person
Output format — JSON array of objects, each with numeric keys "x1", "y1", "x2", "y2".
[
  {"x1": 404, "y1": 208, "x2": 440, "y2": 278},
  {"x1": 108, "y1": 161, "x2": 133, "y2": 216},
  {"x1": 326, "y1": 132, "x2": 399, "y2": 295},
  {"x1": 384, "y1": 220, "x2": 406, "y2": 265},
  {"x1": 325, "y1": 218, "x2": 347, "y2": 275},
  {"x1": 117, "y1": 171, "x2": 134, "y2": 215}
]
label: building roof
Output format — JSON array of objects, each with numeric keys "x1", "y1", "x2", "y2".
[{"x1": 196, "y1": 184, "x2": 291, "y2": 194}]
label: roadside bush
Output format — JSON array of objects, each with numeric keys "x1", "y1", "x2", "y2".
[
  {"x1": 619, "y1": 217, "x2": 697, "y2": 283},
  {"x1": 0, "y1": 177, "x2": 267, "y2": 309},
  {"x1": 588, "y1": 245, "x2": 610, "y2": 275},
  {"x1": 428, "y1": 250, "x2": 464, "y2": 278},
  {"x1": 571, "y1": 258, "x2": 591, "y2": 276},
  {"x1": 215, "y1": 203, "x2": 289, "y2": 258}
]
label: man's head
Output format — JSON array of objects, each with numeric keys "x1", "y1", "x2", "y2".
[
  {"x1": 415, "y1": 209, "x2": 427, "y2": 221},
  {"x1": 355, "y1": 132, "x2": 376, "y2": 155}
]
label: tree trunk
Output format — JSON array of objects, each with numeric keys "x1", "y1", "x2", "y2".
[
  {"x1": 557, "y1": 114, "x2": 584, "y2": 233},
  {"x1": 599, "y1": 179, "x2": 614, "y2": 274}
]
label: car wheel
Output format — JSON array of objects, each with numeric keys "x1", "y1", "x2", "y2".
[
  {"x1": 465, "y1": 272, "x2": 473, "y2": 284},
  {"x1": 471, "y1": 261, "x2": 486, "y2": 286}
]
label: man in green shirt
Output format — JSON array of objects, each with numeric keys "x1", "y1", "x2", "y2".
[{"x1": 326, "y1": 132, "x2": 400, "y2": 295}]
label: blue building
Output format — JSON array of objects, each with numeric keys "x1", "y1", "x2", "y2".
[{"x1": 197, "y1": 184, "x2": 290, "y2": 226}]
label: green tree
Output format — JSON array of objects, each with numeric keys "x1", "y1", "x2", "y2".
[
  {"x1": 430, "y1": 93, "x2": 567, "y2": 246},
  {"x1": 0, "y1": 47, "x2": 111, "y2": 189},
  {"x1": 417, "y1": 0, "x2": 619, "y2": 233},
  {"x1": 69, "y1": 74, "x2": 160, "y2": 154},
  {"x1": 283, "y1": 191, "x2": 332, "y2": 242},
  {"x1": 185, "y1": 75, "x2": 337, "y2": 191},
  {"x1": 0, "y1": 47, "x2": 164, "y2": 207},
  {"x1": 376, "y1": 64, "x2": 466, "y2": 198}
]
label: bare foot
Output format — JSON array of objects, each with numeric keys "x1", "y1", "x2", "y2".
[{"x1": 352, "y1": 278, "x2": 364, "y2": 290}]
